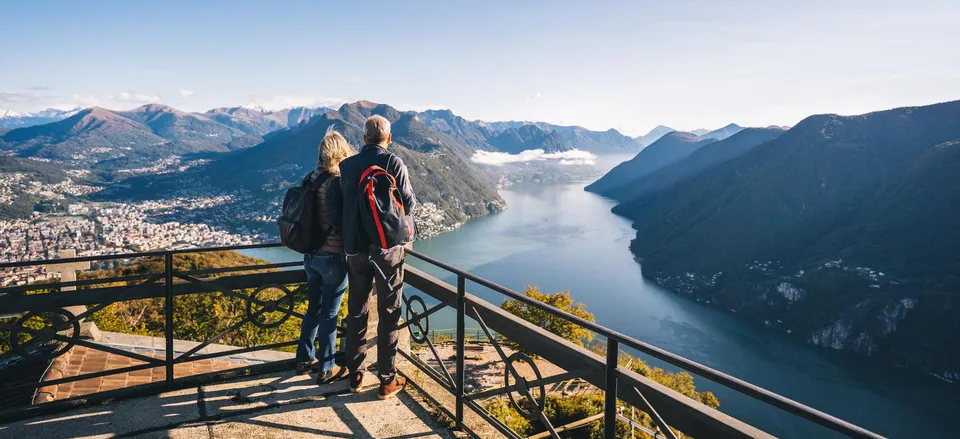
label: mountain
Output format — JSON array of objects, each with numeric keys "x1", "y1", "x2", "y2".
[
  {"x1": 543, "y1": 125, "x2": 641, "y2": 153},
  {"x1": 0, "y1": 107, "x2": 83, "y2": 129},
  {"x1": 488, "y1": 124, "x2": 570, "y2": 154},
  {"x1": 491, "y1": 121, "x2": 641, "y2": 152},
  {"x1": 418, "y1": 109, "x2": 497, "y2": 150},
  {"x1": 621, "y1": 100, "x2": 960, "y2": 374},
  {"x1": 690, "y1": 128, "x2": 710, "y2": 136},
  {"x1": 0, "y1": 105, "x2": 261, "y2": 169},
  {"x1": 636, "y1": 125, "x2": 676, "y2": 146},
  {"x1": 420, "y1": 113, "x2": 640, "y2": 153},
  {"x1": 700, "y1": 123, "x2": 744, "y2": 141},
  {"x1": 585, "y1": 131, "x2": 715, "y2": 196},
  {"x1": 120, "y1": 104, "x2": 259, "y2": 146},
  {"x1": 479, "y1": 120, "x2": 524, "y2": 132},
  {"x1": 204, "y1": 106, "x2": 332, "y2": 136},
  {"x1": 608, "y1": 127, "x2": 785, "y2": 204},
  {"x1": 95, "y1": 101, "x2": 505, "y2": 237}
]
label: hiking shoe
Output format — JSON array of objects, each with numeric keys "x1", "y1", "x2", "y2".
[
  {"x1": 349, "y1": 371, "x2": 365, "y2": 393},
  {"x1": 317, "y1": 365, "x2": 346, "y2": 385},
  {"x1": 296, "y1": 360, "x2": 319, "y2": 375},
  {"x1": 378, "y1": 376, "x2": 407, "y2": 400}
]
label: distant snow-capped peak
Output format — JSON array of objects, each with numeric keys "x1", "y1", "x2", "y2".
[
  {"x1": 240, "y1": 103, "x2": 270, "y2": 113},
  {"x1": 38, "y1": 107, "x2": 84, "y2": 118},
  {"x1": 0, "y1": 107, "x2": 84, "y2": 119}
]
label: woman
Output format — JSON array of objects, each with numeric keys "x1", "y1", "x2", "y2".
[{"x1": 295, "y1": 130, "x2": 355, "y2": 384}]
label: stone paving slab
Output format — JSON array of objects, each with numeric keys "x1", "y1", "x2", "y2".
[
  {"x1": 201, "y1": 370, "x2": 387, "y2": 417},
  {"x1": 144, "y1": 424, "x2": 211, "y2": 439},
  {"x1": 207, "y1": 391, "x2": 454, "y2": 439},
  {"x1": 98, "y1": 332, "x2": 295, "y2": 362},
  {"x1": 0, "y1": 387, "x2": 200, "y2": 438},
  {"x1": 341, "y1": 391, "x2": 453, "y2": 439},
  {"x1": 2, "y1": 368, "x2": 456, "y2": 439},
  {"x1": 202, "y1": 371, "x2": 320, "y2": 415},
  {"x1": 209, "y1": 404, "x2": 351, "y2": 438}
]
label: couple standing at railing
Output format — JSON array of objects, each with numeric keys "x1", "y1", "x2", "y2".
[{"x1": 280, "y1": 115, "x2": 416, "y2": 400}]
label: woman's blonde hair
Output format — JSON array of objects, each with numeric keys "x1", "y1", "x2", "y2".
[{"x1": 318, "y1": 130, "x2": 355, "y2": 173}]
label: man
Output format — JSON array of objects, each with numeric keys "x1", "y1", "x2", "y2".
[{"x1": 339, "y1": 114, "x2": 416, "y2": 399}]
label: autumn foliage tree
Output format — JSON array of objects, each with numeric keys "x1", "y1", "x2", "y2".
[
  {"x1": 80, "y1": 251, "x2": 332, "y2": 352},
  {"x1": 494, "y1": 286, "x2": 718, "y2": 438},
  {"x1": 501, "y1": 286, "x2": 595, "y2": 349}
]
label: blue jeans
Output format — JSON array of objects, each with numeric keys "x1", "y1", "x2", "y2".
[{"x1": 296, "y1": 252, "x2": 348, "y2": 373}]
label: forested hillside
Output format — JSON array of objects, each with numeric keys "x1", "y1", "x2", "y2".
[
  {"x1": 609, "y1": 100, "x2": 960, "y2": 375},
  {"x1": 585, "y1": 131, "x2": 715, "y2": 196},
  {"x1": 94, "y1": 101, "x2": 506, "y2": 237}
]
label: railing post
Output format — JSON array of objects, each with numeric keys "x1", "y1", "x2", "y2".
[
  {"x1": 604, "y1": 339, "x2": 619, "y2": 439},
  {"x1": 164, "y1": 252, "x2": 174, "y2": 388},
  {"x1": 455, "y1": 274, "x2": 466, "y2": 429}
]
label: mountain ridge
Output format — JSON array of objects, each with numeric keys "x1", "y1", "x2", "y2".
[
  {"x1": 701, "y1": 123, "x2": 744, "y2": 140},
  {"x1": 608, "y1": 126, "x2": 785, "y2": 203},
  {"x1": 418, "y1": 112, "x2": 640, "y2": 153},
  {"x1": 636, "y1": 125, "x2": 676, "y2": 146},
  {"x1": 612, "y1": 99, "x2": 960, "y2": 374},
  {"x1": 0, "y1": 105, "x2": 263, "y2": 169},
  {"x1": 204, "y1": 105, "x2": 332, "y2": 136},
  {"x1": 0, "y1": 107, "x2": 83, "y2": 129},
  {"x1": 585, "y1": 131, "x2": 715, "y2": 195},
  {"x1": 94, "y1": 101, "x2": 506, "y2": 237}
]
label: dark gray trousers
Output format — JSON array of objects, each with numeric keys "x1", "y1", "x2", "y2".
[{"x1": 345, "y1": 246, "x2": 405, "y2": 385}]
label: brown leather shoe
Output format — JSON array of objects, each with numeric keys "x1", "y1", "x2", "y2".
[
  {"x1": 317, "y1": 365, "x2": 346, "y2": 385},
  {"x1": 349, "y1": 371, "x2": 365, "y2": 393},
  {"x1": 378, "y1": 376, "x2": 407, "y2": 400},
  {"x1": 296, "y1": 360, "x2": 319, "y2": 375}
]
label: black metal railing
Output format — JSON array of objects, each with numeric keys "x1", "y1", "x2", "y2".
[
  {"x1": 401, "y1": 248, "x2": 887, "y2": 439},
  {"x1": 0, "y1": 243, "x2": 307, "y2": 419},
  {"x1": 0, "y1": 243, "x2": 887, "y2": 439}
]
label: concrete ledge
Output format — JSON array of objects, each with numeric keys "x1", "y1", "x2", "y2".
[{"x1": 97, "y1": 331, "x2": 295, "y2": 363}]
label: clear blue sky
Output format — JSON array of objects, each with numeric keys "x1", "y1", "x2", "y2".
[{"x1": 1, "y1": 0, "x2": 958, "y2": 135}]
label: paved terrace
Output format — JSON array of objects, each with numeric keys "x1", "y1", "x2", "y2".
[{"x1": 0, "y1": 369, "x2": 458, "y2": 439}]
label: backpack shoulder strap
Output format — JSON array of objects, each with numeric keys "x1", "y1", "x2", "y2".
[
  {"x1": 307, "y1": 171, "x2": 329, "y2": 191},
  {"x1": 312, "y1": 172, "x2": 339, "y2": 251},
  {"x1": 300, "y1": 171, "x2": 314, "y2": 187},
  {"x1": 357, "y1": 165, "x2": 386, "y2": 187}
]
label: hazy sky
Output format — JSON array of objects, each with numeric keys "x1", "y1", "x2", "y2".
[{"x1": 1, "y1": 0, "x2": 958, "y2": 135}]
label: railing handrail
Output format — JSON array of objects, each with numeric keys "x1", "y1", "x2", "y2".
[
  {"x1": 0, "y1": 243, "x2": 884, "y2": 438},
  {"x1": 0, "y1": 243, "x2": 286, "y2": 270},
  {"x1": 403, "y1": 248, "x2": 884, "y2": 439}
]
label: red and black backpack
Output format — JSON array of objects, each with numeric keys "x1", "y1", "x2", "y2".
[{"x1": 357, "y1": 165, "x2": 413, "y2": 249}]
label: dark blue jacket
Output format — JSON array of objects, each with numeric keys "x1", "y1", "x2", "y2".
[{"x1": 339, "y1": 144, "x2": 417, "y2": 255}]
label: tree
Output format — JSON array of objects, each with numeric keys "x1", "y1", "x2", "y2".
[
  {"x1": 80, "y1": 252, "x2": 311, "y2": 351},
  {"x1": 501, "y1": 286, "x2": 595, "y2": 348},
  {"x1": 492, "y1": 288, "x2": 718, "y2": 438}
]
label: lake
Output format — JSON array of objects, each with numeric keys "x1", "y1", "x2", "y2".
[{"x1": 243, "y1": 176, "x2": 958, "y2": 439}]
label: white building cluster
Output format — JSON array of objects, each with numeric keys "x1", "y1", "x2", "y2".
[
  {"x1": 0, "y1": 172, "x2": 101, "y2": 205},
  {"x1": 0, "y1": 173, "x2": 27, "y2": 204},
  {"x1": 0, "y1": 196, "x2": 264, "y2": 287}
]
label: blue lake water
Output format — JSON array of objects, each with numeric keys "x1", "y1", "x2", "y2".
[{"x1": 242, "y1": 179, "x2": 958, "y2": 439}]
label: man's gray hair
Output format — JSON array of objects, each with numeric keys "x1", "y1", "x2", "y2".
[{"x1": 364, "y1": 115, "x2": 391, "y2": 145}]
